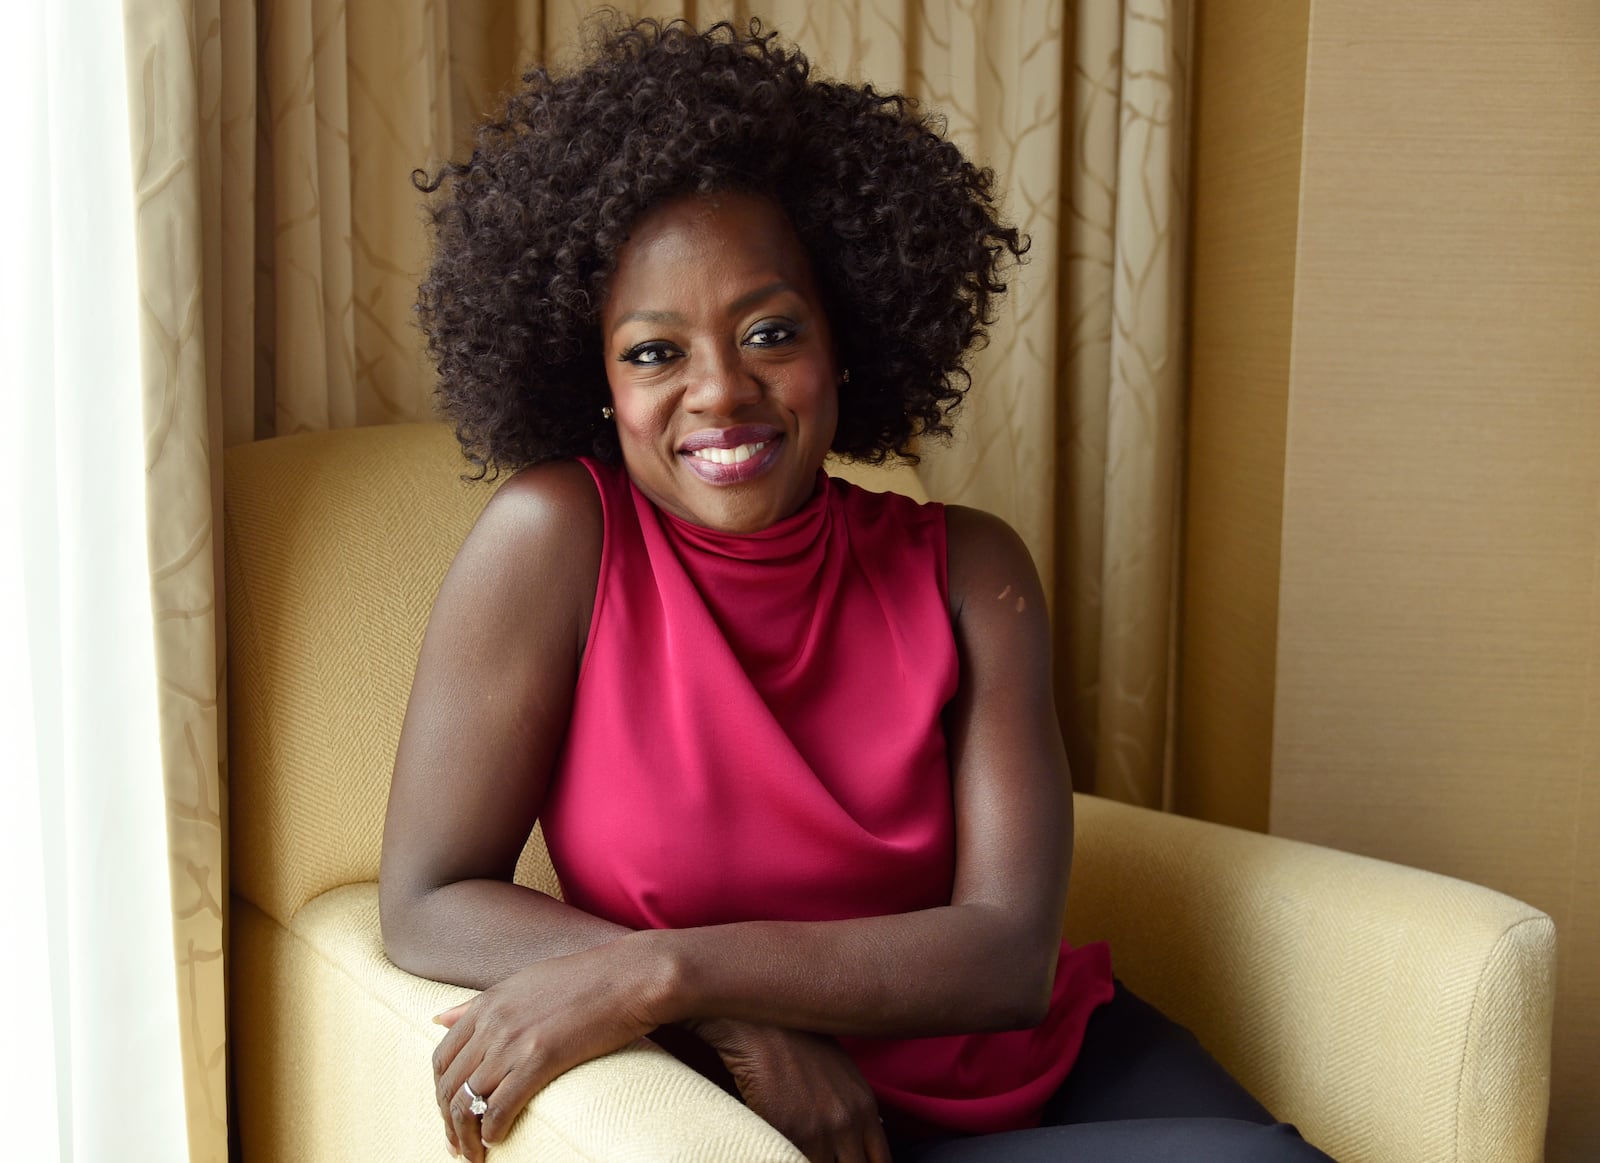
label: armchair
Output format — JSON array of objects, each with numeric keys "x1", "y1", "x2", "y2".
[{"x1": 224, "y1": 422, "x2": 1553, "y2": 1162}]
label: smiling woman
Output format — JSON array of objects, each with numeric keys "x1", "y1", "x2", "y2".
[
  {"x1": 384, "y1": 16, "x2": 1335, "y2": 1163},
  {"x1": 412, "y1": 18, "x2": 1021, "y2": 484},
  {"x1": 601, "y1": 193, "x2": 840, "y2": 533}
]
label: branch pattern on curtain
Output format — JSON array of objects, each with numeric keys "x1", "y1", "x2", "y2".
[
  {"x1": 120, "y1": 2, "x2": 1188, "y2": 1159},
  {"x1": 1055, "y1": 2, "x2": 1191, "y2": 809},
  {"x1": 123, "y1": 4, "x2": 228, "y2": 1161},
  {"x1": 736, "y1": 1, "x2": 1193, "y2": 809},
  {"x1": 122, "y1": 3, "x2": 554, "y2": 1158},
  {"x1": 245, "y1": 0, "x2": 536, "y2": 440}
]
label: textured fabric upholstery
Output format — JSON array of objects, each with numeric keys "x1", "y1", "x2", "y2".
[
  {"x1": 232, "y1": 886, "x2": 799, "y2": 1162},
  {"x1": 225, "y1": 423, "x2": 1554, "y2": 1162},
  {"x1": 225, "y1": 424, "x2": 495, "y2": 925},
  {"x1": 1066, "y1": 795, "x2": 1555, "y2": 1163}
]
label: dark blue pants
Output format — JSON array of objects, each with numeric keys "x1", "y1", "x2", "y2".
[{"x1": 887, "y1": 982, "x2": 1338, "y2": 1162}]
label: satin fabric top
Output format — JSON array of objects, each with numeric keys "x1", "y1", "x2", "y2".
[{"x1": 541, "y1": 458, "x2": 1114, "y2": 1134}]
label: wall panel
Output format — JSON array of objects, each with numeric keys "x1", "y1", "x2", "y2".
[
  {"x1": 1176, "y1": 0, "x2": 1308, "y2": 830},
  {"x1": 1265, "y1": 4, "x2": 1600, "y2": 1158}
]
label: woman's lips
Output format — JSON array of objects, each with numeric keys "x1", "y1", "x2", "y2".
[{"x1": 679, "y1": 426, "x2": 784, "y2": 484}]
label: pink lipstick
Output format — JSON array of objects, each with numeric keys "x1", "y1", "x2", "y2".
[{"x1": 679, "y1": 425, "x2": 784, "y2": 484}]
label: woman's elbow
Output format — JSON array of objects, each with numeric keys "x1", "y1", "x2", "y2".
[
  {"x1": 993, "y1": 985, "x2": 1052, "y2": 1031},
  {"x1": 994, "y1": 936, "x2": 1058, "y2": 1030},
  {"x1": 378, "y1": 880, "x2": 434, "y2": 976}
]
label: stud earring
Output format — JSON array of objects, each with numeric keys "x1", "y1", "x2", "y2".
[
  {"x1": 840, "y1": 369, "x2": 851, "y2": 384},
  {"x1": 601, "y1": 405, "x2": 615, "y2": 420}
]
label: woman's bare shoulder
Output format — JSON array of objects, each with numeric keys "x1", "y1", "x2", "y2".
[
  {"x1": 478, "y1": 459, "x2": 602, "y2": 541},
  {"x1": 461, "y1": 458, "x2": 601, "y2": 569},
  {"x1": 941, "y1": 504, "x2": 1043, "y2": 626},
  {"x1": 436, "y1": 459, "x2": 604, "y2": 650}
]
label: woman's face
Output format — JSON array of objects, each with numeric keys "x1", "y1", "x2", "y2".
[{"x1": 599, "y1": 191, "x2": 840, "y2": 534}]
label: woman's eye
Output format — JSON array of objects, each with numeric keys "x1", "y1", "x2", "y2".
[
  {"x1": 619, "y1": 342, "x2": 677, "y2": 367},
  {"x1": 745, "y1": 322, "x2": 797, "y2": 348}
]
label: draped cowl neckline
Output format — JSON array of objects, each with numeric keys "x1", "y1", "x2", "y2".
[
  {"x1": 635, "y1": 469, "x2": 837, "y2": 690},
  {"x1": 645, "y1": 469, "x2": 833, "y2": 566}
]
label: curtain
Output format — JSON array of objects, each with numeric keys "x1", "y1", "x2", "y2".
[
  {"x1": 3, "y1": 1, "x2": 192, "y2": 1159},
  {"x1": 104, "y1": 2, "x2": 1190, "y2": 1159},
  {"x1": 1051, "y1": 2, "x2": 1192, "y2": 809},
  {"x1": 119, "y1": 5, "x2": 539, "y2": 1159},
  {"x1": 738, "y1": 2, "x2": 1194, "y2": 808},
  {"x1": 123, "y1": 3, "x2": 230, "y2": 1159}
]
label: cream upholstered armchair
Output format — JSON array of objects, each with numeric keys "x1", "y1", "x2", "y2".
[{"x1": 224, "y1": 422, "x2": 1556, "y2": 1163}]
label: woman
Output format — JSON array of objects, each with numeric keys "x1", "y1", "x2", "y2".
[{"x1": 381, "y1": 18, "x2": 1335, "y2": 1163}]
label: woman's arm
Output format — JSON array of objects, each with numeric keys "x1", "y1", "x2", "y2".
[{"x1": 379, "y1": 460, "x2": 624, "y2": 982}]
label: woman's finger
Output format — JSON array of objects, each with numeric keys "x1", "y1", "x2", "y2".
[
  {"x1": 431, "y1": 1032, "x2": 462, "y2": 1153},
  {"x1": 434, "y1": 1002, "x2": 469, "y2": 1027},
  {"x1": 433, "y1": 1005, "x2": 490, "y2": 1122},
  {"x1": 432, "y1": 1005, "x2": 475, "y2": 1103},
  {"x1": 434, "y1": 1017, "x2": 486, "y2": 1154},
  {"x1": 448, "y1": 1071, "x2": 492, "y2": 1163},
  {"x1": 827, "y1": 1115, "x2": 890, "y2": 1163},
  {"x1": 476, "y1": 1060, "x2": 539, "y2": 1148},
  {"x1": 863, "y1": 1118, "x2": 894, "y2": 1163}
]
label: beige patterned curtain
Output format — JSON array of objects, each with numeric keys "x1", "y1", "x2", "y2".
[
  {"x1": 121, "y1": 1, "x2": 1187, "y2": 1157},
  {"x1": 750, "y1": 1, "x2": 1193, "y2": 808},
  {"x1": 126, "y1": 3, "x2": 550, "y2": 1157},
  {"x1": 124, "y1": 6, "x2": 227, "y2": 1158},
  {"x1": 1050, "y1": 2, "x2": 1192, "y2": 809}
]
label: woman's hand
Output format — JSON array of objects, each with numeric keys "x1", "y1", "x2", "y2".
[
  {"x1": 430, "y1": 940, "x2": 665, "y2": 1161},
  {"x1": 692, "y1": 1018, "x2": 892, "y2": 1163}
]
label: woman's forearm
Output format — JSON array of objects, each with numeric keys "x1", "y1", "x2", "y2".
[
  {"x1": 638, "y1": 902, "x2": 1060, "y2": 1039},
  {"x1": 381, "y1": 878, "x2": 629, "y2": 990},
  {"x1": 384, "y1": 878, "x2": 1057, "y2": 1040}
]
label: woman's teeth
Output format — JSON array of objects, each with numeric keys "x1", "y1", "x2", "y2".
[{"x1": 689, "y1": 441, "x2": 768, "y2": 465}]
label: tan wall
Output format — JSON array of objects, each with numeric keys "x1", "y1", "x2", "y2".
[
  {"x1": 1181, "y1": 3, "x2": 1600, "y2": 1158},
  {"x1": 1177, "y1": 0, "x2": 1308, "y2": 832}
]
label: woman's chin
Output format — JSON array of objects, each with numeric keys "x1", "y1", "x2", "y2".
[
  {"x1": 676, "y1": 494, "x2": 795, "y2": 535},
  {"x1": 672, "y1": 477, "x2": 817, "y2": 534}
]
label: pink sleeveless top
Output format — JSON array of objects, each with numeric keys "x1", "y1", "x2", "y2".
[{"x1": 542, "y1": 458, "x2": 1114, "y2": 1134}]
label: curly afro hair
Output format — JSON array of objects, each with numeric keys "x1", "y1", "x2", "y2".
[{"x1": 415, "y1": 16, "x2": 1027, "y2": 477}]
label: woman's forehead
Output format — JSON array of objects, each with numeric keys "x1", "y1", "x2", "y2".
[{"x1": 604, "y1": 192, "x2": 818, "y2": 316}]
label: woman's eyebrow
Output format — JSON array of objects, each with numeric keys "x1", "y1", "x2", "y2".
[
  {"x1": 610, "y1": 308, "x2": 686, "y2": 336},
  {"x1": 609, "y1": 280, "x2": 795, "y2": 338},
  {"x1": 726, "y1": 280, "x2": 793, "y2": 316}
]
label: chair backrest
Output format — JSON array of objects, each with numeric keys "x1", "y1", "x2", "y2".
[
  {"x1": 225, "y1": 423, "x2": 496, "y2": 923},
  {"x1": 224, "y1": 422, "x2": 927, "y2": 923}
]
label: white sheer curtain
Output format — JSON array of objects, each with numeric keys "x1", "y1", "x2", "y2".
[{"x1": 0, "y1": 0, "x2": 191, "y2": 1159}]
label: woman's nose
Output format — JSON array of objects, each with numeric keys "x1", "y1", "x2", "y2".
[{"x1": 683, "y1": 346, "x2": 761, "y2": 413}]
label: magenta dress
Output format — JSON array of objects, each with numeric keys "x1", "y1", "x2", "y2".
[{"x1": 541, "y1": 459, "x2": 1115, "y2": 1135}]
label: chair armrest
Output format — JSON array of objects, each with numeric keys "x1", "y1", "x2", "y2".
[
  {"x1": 1064, "y1": 793, "x2": 1555, "y2": 1163},
  {"x1": 232, "y1": 885, "x2": 805, "y2": 1162}
]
